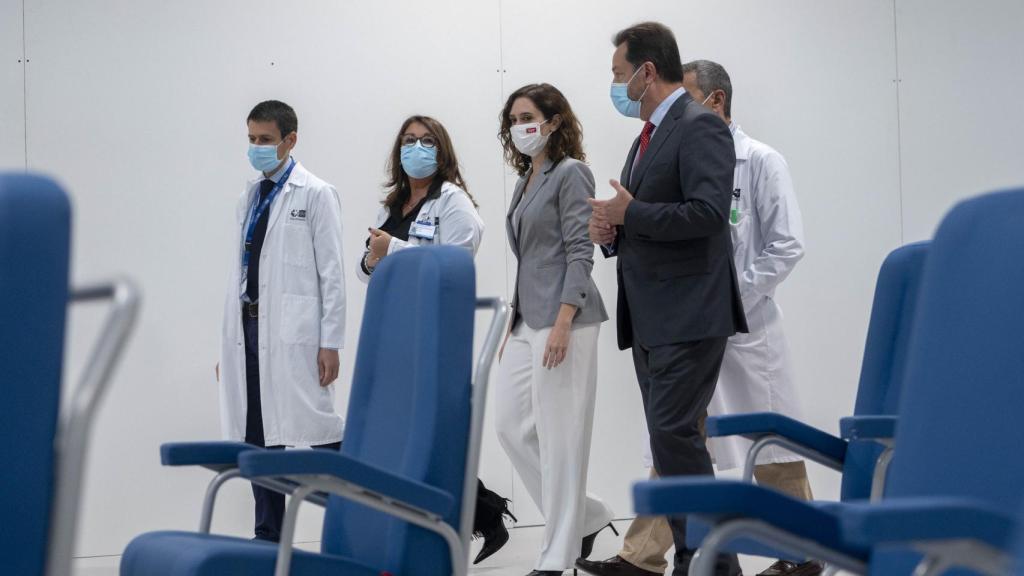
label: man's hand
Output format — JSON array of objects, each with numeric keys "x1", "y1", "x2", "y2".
[
  {"x1": 318, "y1": 348, "x2": 340, "y2": 387},
  {"x1": 368, "y1": 228, "x2": 392, "y2": 263},
  {"x1": 589, "y1": 212, "x2": 616, "y2": 245},
  {"x1": 588, "y1": 179, "x2": 634, "y2": 226}
]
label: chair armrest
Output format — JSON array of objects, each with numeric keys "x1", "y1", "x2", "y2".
[
  {"x1": 839, "y1": 416, "x2": 897, "y2": 441},
  {"x1": 238, "y1": 450, "x2": 454, "y2": 519},
  {"x1": 633, "y1": 478, "x2": 865, "y2": 556},
  {"x1": 160, "y1": 441, "x2": 260, "y2": 468},
  {"x1": 838, "y1": 498, "x2": 1017, "y2": 550},
  {"x1": 706, "y1": 413, "x2": 848, "y2": 463}
]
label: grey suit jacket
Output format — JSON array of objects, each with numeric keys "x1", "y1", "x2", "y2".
[{"x1": 506, "y1": 157, "x2": 608, "y2": 329}]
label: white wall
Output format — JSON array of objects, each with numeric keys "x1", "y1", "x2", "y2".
[
  {"x1": 1, "y1": 0, "x2": 25, "y2": 168},
  {"x1": 895, "y1": 0, "x2": 1024, "y2": 242},
  {"x1": 1, "y1": 0, "x2": 1020, "y2": 560}
]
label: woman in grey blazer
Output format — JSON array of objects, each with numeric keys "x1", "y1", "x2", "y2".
[{"x1": 494, "y1": 83, "x2": 615, "y2": 576}]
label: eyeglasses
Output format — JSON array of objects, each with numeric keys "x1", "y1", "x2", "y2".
[{"x1": 401, "y1": 134, "x2": 437, "y2": 148}]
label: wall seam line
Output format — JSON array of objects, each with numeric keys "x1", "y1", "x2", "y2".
[{"x1": 892, "y1": 0, "x2": 906, "y2": 244}]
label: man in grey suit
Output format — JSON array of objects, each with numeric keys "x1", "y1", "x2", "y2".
[{"x1": 587, "y1": 22, "x2": 747, "y2": 576}]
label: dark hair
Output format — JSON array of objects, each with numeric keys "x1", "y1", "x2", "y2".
[
  {"x1": 499, "y1": 83, "x2": 586, "y2": 177},
  {"x1": 247, "y1": 100, "x2": 297, "y2": 139},
  {"x1": 384, "y1": 115, "x2": 475, "y2": 209},
  {"x1": 682, "y1": 59, "x2": 734, "y2": 117},
  {"x1": 612, "y1": 22, "x2": 684, "y2": 83}
]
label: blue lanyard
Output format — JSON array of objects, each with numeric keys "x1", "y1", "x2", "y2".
[{"x1": 241, "y1": 159, "x2": 295, "y2": 269}]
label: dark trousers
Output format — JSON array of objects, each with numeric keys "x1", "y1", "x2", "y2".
[
  {"x1": 631, "y1": 335, "x2": 740, "y2": 576},
  {"x1": 243, "y1": 313, "x2": 340, "y2": 542}
]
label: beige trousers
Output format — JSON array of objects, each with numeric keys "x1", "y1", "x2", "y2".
[{"x1": 620, "y1": 462, "x2": 813, "y2": 573}]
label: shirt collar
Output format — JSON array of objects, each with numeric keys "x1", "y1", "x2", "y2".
[
  {"x1": 649, "y1": 86, "x2": 688, "y2": 128},
  {"x1": 264, "y1": 156, "x2": 294, "y2": 183},
  {"x1": 730, "y1": 123, "x2": 752, "y2": 161}
]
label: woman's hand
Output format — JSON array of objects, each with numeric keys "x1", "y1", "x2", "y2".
[
  {"x1": 543, "y1": 321, "x2": 571, "y2": 369},
  {"x1": 368, "y1": 228, "x2": 392, "y2": 263}
]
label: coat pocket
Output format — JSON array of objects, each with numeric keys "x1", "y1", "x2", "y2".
[
  {"x1": 283, "y1": 223, "x2": 315, "y2": 268},
  {"x1": 280, "y1": 294, "x2": 321, "y2": 346}
]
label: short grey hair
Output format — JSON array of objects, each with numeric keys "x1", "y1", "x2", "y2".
[{"x1": 682, "y1": 59, "x2": 733, "y2": 117}]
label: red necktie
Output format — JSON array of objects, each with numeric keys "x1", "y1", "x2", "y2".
[{"x1": 635, "y1": 121, "x2": 656, "y2": 164}]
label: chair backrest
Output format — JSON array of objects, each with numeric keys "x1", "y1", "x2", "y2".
[
  {"x1": 885, "y1": 188, "x2": 1024, "y2": 501},
  {"x1": 853, "y1": 241, "x2": 930, "y2": 415},
  {"x1": 839, "y1": 241, "x2": 929, "y2": 500},
  {"x1": 871, "y1": 189, "x2": 1024, "y2": 573},
  {"x1": 321, "y1": 246, "x2": 475, "y2": 576},
  {"x1": 0, "y1": 174, "x2": 71, "y2": 576}
]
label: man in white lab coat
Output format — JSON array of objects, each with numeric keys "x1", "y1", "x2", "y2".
[
  {"x1": 218, "y1": 100, "x2": 346, "y2": 542},
  {"x1": 578, "y1": 62, "x2": 816, "y2": 576}
]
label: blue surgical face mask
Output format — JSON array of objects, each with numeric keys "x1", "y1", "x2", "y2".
[
  {"x1": 400, "y1": 143, "x2": 438, "y2": 179},
  {"x1": 248, "y1": 142, "x2": 284, "y2": 173},
  {"x1": 610, "y1": 64, "x2": 650, "y2": 118}
]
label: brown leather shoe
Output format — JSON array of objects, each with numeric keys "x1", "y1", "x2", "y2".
[
  {"x1": 575, "y1": 555, "x2": 661, "y2": 576},
  {"x1": 756, "y1": 560, "x2": 824, "y2": 576}
]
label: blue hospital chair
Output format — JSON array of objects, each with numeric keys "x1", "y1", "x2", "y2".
[
  {"x1": 0, "y1": 173, "x2": 140, "y2": 576},
  {"x1": 636, "y1": 188, "x2": 1024, "y2": 576},
  {"x1": 685, "y1": 241, "x2": 929, "y2": 560},
  {"x1": 121, "y1": 246, "x2": 508, "y2": 576},
  {"x1": 705, "y1": 240, "x2": 929, "y2": 501}
]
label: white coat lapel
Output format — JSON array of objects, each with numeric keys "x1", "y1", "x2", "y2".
[{"x1": 265, "y1": 162, "x2": 307, "y2": 238}]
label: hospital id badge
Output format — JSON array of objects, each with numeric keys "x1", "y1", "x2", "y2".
[{"x1": 409, "y1": 220, "x2": 436, "y2": 240}]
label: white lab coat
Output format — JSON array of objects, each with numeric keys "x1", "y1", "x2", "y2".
[
  {"x1": 641, "y1": 124, "x2": 806, "y2": 471},
  {"x1": 219, "y1": 161, "x2": 346, "y2": 447},
  {"x1": 356, "y1": 181, "x2": 483, "y2": 282}
]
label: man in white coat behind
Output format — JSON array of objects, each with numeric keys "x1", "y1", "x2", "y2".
[
  {"x1": 685, "y1": 59, "x2": 817, "y2": 575},
  {"x1": 577, "y1": 62, "x2": 815, "y2": 576},
  {"x1": 218, "y1": 100, "x2": 346, "y2": 542}
]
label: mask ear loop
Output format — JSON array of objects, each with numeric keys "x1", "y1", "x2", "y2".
[
  {"x1": 630, "y1": 63, "x2": 652, "y2": 116},
  {"x1": 278, "y1": 133, "x2": 295, "y2": 160}
]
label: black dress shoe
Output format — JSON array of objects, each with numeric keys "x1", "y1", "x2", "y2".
[
  {"x1": 526, "y1": 571, "x2": 563, "y2": 576},
  {"x1": 575, "y1": 555, "x2": 660, "y2": 576},
  {"x1": 757, "y1": 560, "x2": 824, "y2": 576},
  {"x1": 580, "y1": 523, "x2": 620, "y2": 560}
]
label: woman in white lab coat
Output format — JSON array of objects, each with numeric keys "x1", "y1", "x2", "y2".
[
  {"x1": 357, "y1": 115, "x2": 483, "y2": 280},
  {"x1": 356, "y1": 115, "x2": 515, "y2": 565}
]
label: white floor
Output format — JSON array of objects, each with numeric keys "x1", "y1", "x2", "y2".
[{"x1": 72, "y1": 520, "x2": 778, "y2": 576}]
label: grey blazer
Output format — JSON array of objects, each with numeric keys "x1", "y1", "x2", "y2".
[{"x1": 506, "y1": 157, "x2": 608, "y2": 329}]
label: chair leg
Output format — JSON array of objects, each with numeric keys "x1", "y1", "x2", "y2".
[
  {"x1": 912, "y1": 555, "x2": 950, "y2": 576},
  {"x1": 273, "y1": 484, "x2": 316, "y2": 576},
  {"x1": 199, "y1": 468, "x2": 240, "y2": 533},
  {"x1": 869, "y1": 445, "x2": 894, "y2": 503}
]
